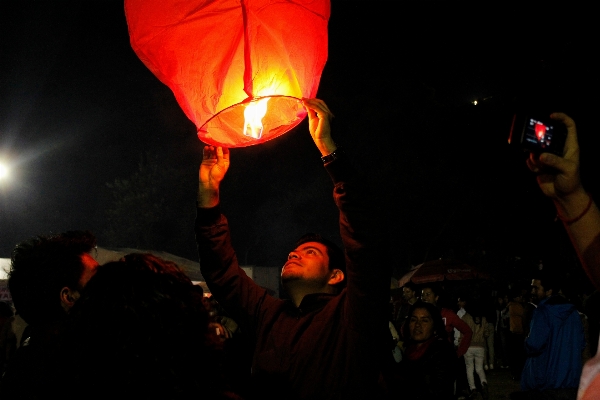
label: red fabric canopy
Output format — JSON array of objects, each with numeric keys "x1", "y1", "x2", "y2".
[
  {"x1": 125, "y1": 0, "x2": 330, "y2": 147},
  {"x1": 397, "y1": 259, "x2": 490, "y2": 287}
]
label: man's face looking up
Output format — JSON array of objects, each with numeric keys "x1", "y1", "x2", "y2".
[{"x1": 281, "y1": 242, "x2": 331, "y2": 285}]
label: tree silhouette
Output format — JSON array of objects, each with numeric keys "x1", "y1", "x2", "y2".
[{"x1": 100, "y1": 151, "x2": 197, "y2": 258}]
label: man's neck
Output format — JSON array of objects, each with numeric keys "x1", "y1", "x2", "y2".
[
  {"x1": 284, "y1": 281, "x2": 335, "y2": 308},
  {"x1": 408, "y1": 297, "x2": 417, "y2": 305}
]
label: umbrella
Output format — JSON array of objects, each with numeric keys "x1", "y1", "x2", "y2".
[{"x1": 397, "y1": 259, "x2": 489, "y2": 288}]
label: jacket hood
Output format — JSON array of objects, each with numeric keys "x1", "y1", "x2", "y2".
[{"x1": 540, "y1": 295, "x2": 578, "y2": 322}]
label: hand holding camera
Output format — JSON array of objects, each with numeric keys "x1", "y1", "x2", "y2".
[{"x1": 522, "y1": 113, "x2": 588, "y2": 203}]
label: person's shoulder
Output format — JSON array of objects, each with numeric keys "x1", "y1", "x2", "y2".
[
  {"x1": 509, "y1": 301, "x2": 524, "y2": 309},
  {"x1": 461, "y1": 312, "x2": 474, "y2": 324}
]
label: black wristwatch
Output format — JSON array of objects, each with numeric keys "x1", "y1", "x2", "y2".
[{"x1": 321, "y1": 146, "x2": 343, "y2": 164}]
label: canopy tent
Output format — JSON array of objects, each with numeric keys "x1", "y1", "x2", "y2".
[
  {"x1": 397, "y1": 259, "x2": 490, "y2": 288},
  {"x1": 1, "y1": 258, "x2": 10, "y2": 280},
  {"x1": 0, "y1": 249, "x2": 209, "y2": 304},
  {"x1": 1, "y1": 251, "x2": 204, "y2": 281}
]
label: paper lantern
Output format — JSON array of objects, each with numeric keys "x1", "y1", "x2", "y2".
[{"x1": 125, "y1": 0, "x2": 330, "y2": 147}]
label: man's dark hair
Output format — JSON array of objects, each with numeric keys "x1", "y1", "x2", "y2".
[
  {"x1": 64, "y1": 253, "x2": 220, "y2": 399},
  {"x1": 8, "y1": 231, "x2": 96, "y2": 325},
  {"x1": 295, "y1": 233, "x2": 346, "y2": 291},
  {"x1": 403, "y1": 281, "x2": 417, "y2": 292}
]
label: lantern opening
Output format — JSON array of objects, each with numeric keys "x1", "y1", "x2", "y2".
[
  {"x1": 243, "y1": 97, "x2": 270, "y2": 139},
  {"x1": 199, "y1": 95, "x2": 307, "y2": 147}
]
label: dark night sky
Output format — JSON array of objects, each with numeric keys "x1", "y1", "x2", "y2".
[{"x1": 1, "y1": 1, "x2": 599, "y2": 281}]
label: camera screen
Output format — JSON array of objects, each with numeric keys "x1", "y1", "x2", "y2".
[{"x1": 522, "y1": 118, "x2": 555, "y2": 152}]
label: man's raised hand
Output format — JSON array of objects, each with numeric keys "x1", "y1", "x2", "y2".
[
  {"x1": 302, "y1": 98, "x2": 337, "y2": 157},
  {"x1": 198, "y1": 146, "x2": 230, "y2": 208}
]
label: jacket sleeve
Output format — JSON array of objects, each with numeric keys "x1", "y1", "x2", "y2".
[
  {"x1": 195, "y1": 205, "x2": 278, "y2": 332},
  {"x1": 452, "y1": 313, "x2": 472, "y2": 357},
  {"x1": 524, "y1": 307, "x2": 550, "y2": 355},
  {"x1": 324, "y1": 157, "x2": 391, "y2": 334}
]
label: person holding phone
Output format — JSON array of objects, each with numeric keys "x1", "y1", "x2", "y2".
[{"x1": 526, "y1": 113, "x2": 600, "y2": 400}]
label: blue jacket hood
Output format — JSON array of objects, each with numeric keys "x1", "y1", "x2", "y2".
[{"x1": 540, "y1": 295, "x2": 578, "y2": 323}]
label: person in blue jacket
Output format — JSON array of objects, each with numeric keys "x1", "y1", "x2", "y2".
[{"x1": 521, "y1": 273, "x2": 585, "y2": 398}]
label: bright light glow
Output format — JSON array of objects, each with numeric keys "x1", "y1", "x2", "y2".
[
  {"x1": 243, "y1": 97, "x2": 270, "y2": 139},
  {"x1": 472, "y1": 100, "x2": 478, "y2": 105},
  {"x1": 535, "y1": 122, "x2": 546, "y2": 141},
  {"x1": 0, "y1": 163, "x2": 8, "y2": 180}
]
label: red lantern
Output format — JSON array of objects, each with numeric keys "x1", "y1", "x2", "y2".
[{"x1": 125, "y1": 0, "x2": 330, "y2": 147}]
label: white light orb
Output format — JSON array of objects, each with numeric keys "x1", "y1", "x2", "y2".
[{"x1": 0, "y1": 163, "x2": 8, "y2": 179}]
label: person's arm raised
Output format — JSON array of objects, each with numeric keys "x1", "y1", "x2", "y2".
[
  {"x1": 197, "y1": 146, "x2": 230, "y2": 209},
  {"x1": 526, "y1": 113, "x2": 600, "y2": 287}
]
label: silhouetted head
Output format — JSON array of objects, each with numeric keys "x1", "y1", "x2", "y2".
[
  {"x1": 64, "y1": 253, "x2": 222, "y2": 399},
  {"x1": 9, "y1": 230, "x2": 98, "y2": 325}
]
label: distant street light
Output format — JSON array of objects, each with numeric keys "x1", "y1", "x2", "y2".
[{"x1": 0, "y1": 163, "x2": 8, "y2": 180}]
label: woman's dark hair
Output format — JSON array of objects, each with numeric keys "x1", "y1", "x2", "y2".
[{"x1": 403, "y1": 300, "x2": 448, "y2": 343}]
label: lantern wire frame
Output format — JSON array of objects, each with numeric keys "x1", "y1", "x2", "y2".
[{"x1": 198, "y1": 95, "x2": 307, "y2": 148}]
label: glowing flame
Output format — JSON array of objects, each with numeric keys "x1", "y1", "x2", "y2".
[{"x1": 243, "y1": 98, "x2": 270, "y2": 139}]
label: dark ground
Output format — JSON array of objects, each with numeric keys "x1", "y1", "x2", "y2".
[{"x1": 485, "y1": 367, "x2": 522, "y2": 400}]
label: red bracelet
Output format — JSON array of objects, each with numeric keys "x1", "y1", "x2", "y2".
[{"x1": 557, "y1": 193, "x2": 594, "y2": 225}]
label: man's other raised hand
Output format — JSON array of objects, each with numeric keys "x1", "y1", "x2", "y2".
[{"x1": 198, "y1": 146, "x2": 230, "y2": 208}]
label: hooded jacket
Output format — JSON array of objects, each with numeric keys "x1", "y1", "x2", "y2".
[{"x1": 521, "y1": 295, "x2": 585, "y2": 391}]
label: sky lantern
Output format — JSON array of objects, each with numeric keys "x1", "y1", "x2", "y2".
[{"x1": 125, "y1": 0, "x2": 330, "y2": 148}]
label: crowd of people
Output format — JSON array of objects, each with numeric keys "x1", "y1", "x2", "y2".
[
  {"x1": 0, "y1": 102, "x2": 599, "y2": 400},
  {"x1": 388, "y1": 274, "x2": 594, "y2": 399}
]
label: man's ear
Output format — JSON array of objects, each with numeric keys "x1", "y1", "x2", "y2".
[
  {"x1": 328, "y1": 269, "x2": 345, "y2": 286},
  {"x1": 60, "y1": 287, "x2": 79, "y2": 312}
]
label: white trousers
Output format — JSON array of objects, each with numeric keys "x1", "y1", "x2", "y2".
[{"x1": 465, "y1": 346, "x2": 487, "y2": 390}]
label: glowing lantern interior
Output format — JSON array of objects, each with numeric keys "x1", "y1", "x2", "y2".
[
  {"x1": 535, "y1": 122, "x2": 546, "y2": 140},
  {"x1": 243, "y1": 97, "x2": 269, "y2": 139},
  {"x1": 125, "y1": 0, "x2": 330, "y2": 147}
]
